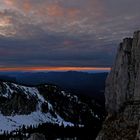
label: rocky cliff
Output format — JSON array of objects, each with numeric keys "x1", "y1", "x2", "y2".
[{"x1": 96, "y1": 31, "x2": 140, "y2": 140}]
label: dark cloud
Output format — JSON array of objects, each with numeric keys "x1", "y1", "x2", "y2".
[{"x1": 0, "y1": 0, "x2": 139, "y2": 67}]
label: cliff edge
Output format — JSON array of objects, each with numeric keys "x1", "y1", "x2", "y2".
[{"x1": 96, "y1": 31, "x2": 140, "y2": 140}]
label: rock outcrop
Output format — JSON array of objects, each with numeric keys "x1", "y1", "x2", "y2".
[
  {"x1": 28, "y1": 133, "x2": 46, "y2": 140},
  {"x1": 96, "y1": 31, "x2": 140, "y2": 140}
]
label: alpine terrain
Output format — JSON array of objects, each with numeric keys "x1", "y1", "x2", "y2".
[
  {"x1": 0, "y1": 81, "x2": 104, "y2": 139},
  {"x1": 96, "y1": 31, "x2": 140, "y2": 140}
]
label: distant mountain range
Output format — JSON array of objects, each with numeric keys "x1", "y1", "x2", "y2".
[{"x1": 0, "y1": 71, "x2": 108, "y2": 104}]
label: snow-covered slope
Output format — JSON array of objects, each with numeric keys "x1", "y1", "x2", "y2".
[
  {"x1": 0, "y1": 82, "x2": 73, "y2": 133},
  {"x1": 0, "y1": 81, "x2": 103, "y2": 134},
  {"x1": 0, "y1": 111, "x2": 73, "y2": 134}
]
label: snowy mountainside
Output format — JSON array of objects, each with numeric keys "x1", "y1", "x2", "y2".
[
  {"x1": 0, "y1": 82, "x2": 74, "y2": 133},
  {"x1": 0, "y1": 81, "x2": 104, "y2": 134}
]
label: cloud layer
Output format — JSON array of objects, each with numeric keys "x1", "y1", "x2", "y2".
[{"x1": 0, "y1": 0, "x2": 140, "y2": 67}]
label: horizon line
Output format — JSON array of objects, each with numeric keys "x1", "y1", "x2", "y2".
[{"x1": 0, "y1": 66, "x2": 111, "y2": 72}]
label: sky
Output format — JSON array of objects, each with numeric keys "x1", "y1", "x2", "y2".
[{"x1": 0, "y1": 0, "x2": 140, "y2": 70}]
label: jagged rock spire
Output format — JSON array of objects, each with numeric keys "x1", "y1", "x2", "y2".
[
  {"x1": 106, "y1": 31, "x2": 140, "y2": 114},
  {"x1": 96, "y1": 31, "x2": 140, "y2": 140}
]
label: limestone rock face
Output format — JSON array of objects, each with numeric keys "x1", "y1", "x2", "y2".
[{"x1": 96, "y1": 31, "x2": 140, "y2": 140}]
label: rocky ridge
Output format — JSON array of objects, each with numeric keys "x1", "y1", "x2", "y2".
[
  {"x1": 0, "y1": 81, "x2": 102, "y2": 134},
  {"x1": 96, "y1": 31, "x2": 140, "y2": 140}
]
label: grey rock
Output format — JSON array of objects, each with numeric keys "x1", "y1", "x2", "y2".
[
  {"x1": 28, "y1": 133, "x2": 46, "y2": 140},
  {"x1": 96, "y1": 31, "x2": 140, "y2": 140}
]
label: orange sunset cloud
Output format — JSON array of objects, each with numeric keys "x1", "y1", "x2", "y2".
[{"x1": 0, "y1": 67, "x2": 111, "y2": 72}]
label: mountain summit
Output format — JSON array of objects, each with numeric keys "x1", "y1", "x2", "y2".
[{"x1": 96, "y1": 31, "x2": 140, "y2": 140}]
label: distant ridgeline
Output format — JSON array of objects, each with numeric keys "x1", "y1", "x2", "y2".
[{"x1": 0, "y1": 71, "x2": 108, "y2": 103}]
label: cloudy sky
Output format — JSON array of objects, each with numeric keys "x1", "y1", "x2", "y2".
[{"x1": 0, "y1": 0, "x2": 140, "y2": 69}]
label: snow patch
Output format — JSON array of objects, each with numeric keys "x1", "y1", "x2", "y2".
[{"x1": 0, "y1": 111, "x2": 74, "y2": 134}]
